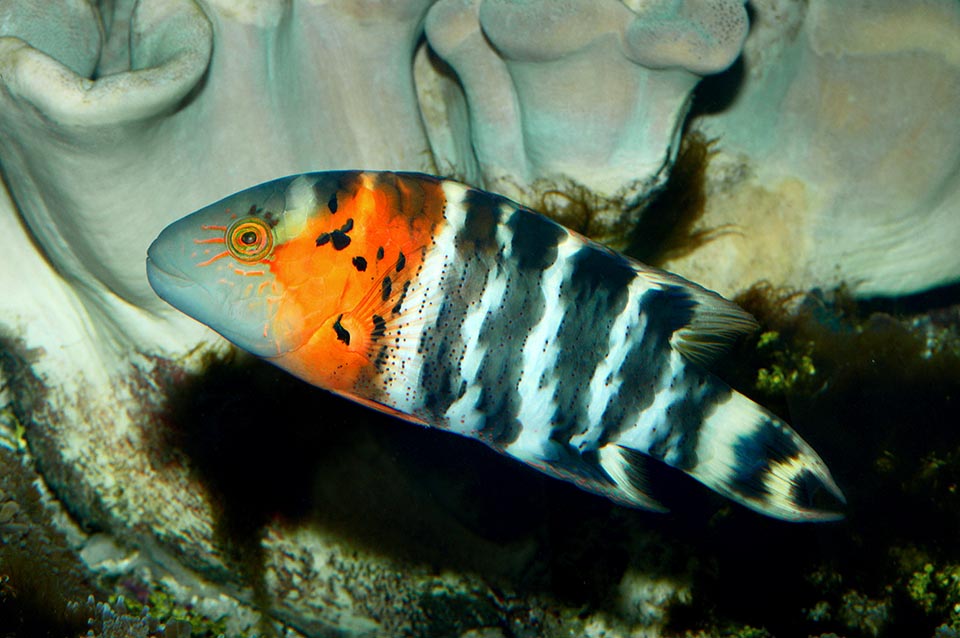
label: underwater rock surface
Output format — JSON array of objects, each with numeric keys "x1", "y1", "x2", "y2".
[
  {"x1": 1, "y1": 0, "x2": 959, "y2": 637},
  {"x1": 667, "y1": 0, "x2": 960, "y2": 298},
  {"x1": 420, "y1": 0, "x2": 747, "y2": 245}
]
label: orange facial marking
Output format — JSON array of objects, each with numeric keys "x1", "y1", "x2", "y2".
[
  {"x1": 197, "y1": 251, "x2": 230, "y2": 267},
  {"x1": 233, "y1": 268, "x2": 266, "y2": 277},
  {"x1": 269, "y1": 173, "x2": 448, "y2": 394}
]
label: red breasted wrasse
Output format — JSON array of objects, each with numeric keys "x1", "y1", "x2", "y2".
[{"x1": 147, "y1": 171, "x2": 844, "y2": 521}]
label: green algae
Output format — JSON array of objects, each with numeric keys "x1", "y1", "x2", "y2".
[
  {"x1": 753, "y1": 330, "x2": 817, "y2": 396},
  {"x1": 109, "y1": 589, "x2": 232, "y2": 638},
  {"x1": 905, "y1": 562, "x2": 960, "y2": 631}
]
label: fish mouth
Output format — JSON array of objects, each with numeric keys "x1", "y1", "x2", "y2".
[
  {"x1": 146, "y1": 256, "x2": 189, "y2": 287},
  {"x1": 145, "y1": 240, "x2": 194, "y2": 300}
]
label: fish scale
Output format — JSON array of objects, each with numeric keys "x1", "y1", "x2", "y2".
[{"x1": 147, "y1": 170, "x2": 845, "y2": 521}]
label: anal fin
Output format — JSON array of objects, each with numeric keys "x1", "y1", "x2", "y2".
[
  {"x1": 596, "y1": 445, "x2": 669, "y2": 512},
  {"x1": 513, "y1": 445, "x2": 667, "y2": 512}
]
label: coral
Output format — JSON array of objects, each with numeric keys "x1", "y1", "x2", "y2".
[
  {"x1": 85, "y1": 594, "x2": 229, "y2": 638},
  {"x1": 663, "y1": 0, "x2": 960, "y2": 298},
  {"x1": 421, "y1": 0, "x2": 747, "y2": 245},
  {"x1": 415, "y1": 582, "x2": 503, "y2": 637}
]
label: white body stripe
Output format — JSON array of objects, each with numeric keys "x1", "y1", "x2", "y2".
[
  {"x1": 379, "y1": 181, "x2": 469, "y2": 412},
  {"x1": 507, "y1": 234, "x2": 580, "y2": 461}
]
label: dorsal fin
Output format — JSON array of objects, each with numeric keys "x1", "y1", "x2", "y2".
[{"x1": 635, "y1": 264, "x2": 759, "y2": 368}]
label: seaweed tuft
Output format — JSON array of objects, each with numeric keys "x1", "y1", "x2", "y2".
[{"x1": 627, "y1": 130, "x2": 734, "y2": 266}]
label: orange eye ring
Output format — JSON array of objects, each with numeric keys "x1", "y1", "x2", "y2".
[{"x1": 226, "y1": 218, "x2": 273, "y2": 262}]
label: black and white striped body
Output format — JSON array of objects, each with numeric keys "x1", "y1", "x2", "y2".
[{"x1": 377, "y1": 180, "x2": 842, "y2": 521}]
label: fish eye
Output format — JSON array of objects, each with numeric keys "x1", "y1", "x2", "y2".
[{"x1": 226, "y1": 218, "x2": 273, "y2": 261}]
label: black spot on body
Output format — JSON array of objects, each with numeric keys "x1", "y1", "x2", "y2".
[
  {"x1": 333, "y1": 314, "x2": 350, "y2": 345},
  {"x1": 377, "y1": 246, "x2": 385, "y2": 261},
  {"x1": 371, "y1": 314, "x2": 386, "y2": 339},
  {"x1": 318, "y1": 218, "x2": 354, "y2": 250},
  {"x1": 313, "y1": 175, "x2": 346, "y2": 211},
  {"x1": 392, "y1": 281, "x2": 411, "y2": 315},
  {"x1": 331, "y1": 231, "x2": 351, "y2": 250},
  {"x1": 374, "y1": 345, "x2": 389, "y2": 371},
  {"x1": 396, "y1": 251, "x2": 406, "y2": 272},
  {"x1": 352, "y1": 256, "x2": 367, "y2": 272},
  {"x1": 382, "y1": 276, "x2": 392, "y2": 302}
]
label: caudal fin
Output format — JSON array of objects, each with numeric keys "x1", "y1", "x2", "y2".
[
  {"x1": 689, "y1": 392, "x2": 845, "y2": 520},
  {"x1": 602, "y1": 392, "x2": 845, "y2": 521}
]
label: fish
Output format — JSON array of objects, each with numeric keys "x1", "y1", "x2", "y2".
[{"x1": 146, "y1": 171, "x2": 844, "y2": 521}]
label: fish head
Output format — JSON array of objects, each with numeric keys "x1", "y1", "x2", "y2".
[{"x1": 147, "y1": 174, "x2": 337, "y2": 358}]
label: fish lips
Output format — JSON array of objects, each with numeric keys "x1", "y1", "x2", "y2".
[{"x1": 146, "y1": 240, "x2": 284, "y2": 358}]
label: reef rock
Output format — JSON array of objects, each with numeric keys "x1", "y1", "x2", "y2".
[
  {"x1": 665, "y1": 0, "x2": 960, "y2": 298},
  {"x1": 420, "y1": 0, "x2": 748, "y2": 245}
]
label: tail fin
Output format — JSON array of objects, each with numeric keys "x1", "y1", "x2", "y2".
[
  {"x1": 603, "y1": 392, "x2": 845, "y2": 522},
  {"x1": 688, "y1": 392, "x2": 844, "y2": 521}
]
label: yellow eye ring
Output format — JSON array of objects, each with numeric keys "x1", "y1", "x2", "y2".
[{"x1": 226, "y1": 218, "x2": 274, "y2": 262}]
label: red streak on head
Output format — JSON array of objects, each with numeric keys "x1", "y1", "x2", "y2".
[{"x1": 196, "y1": 250, "x2": 229, "y2": 267}]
